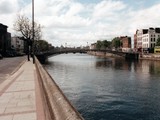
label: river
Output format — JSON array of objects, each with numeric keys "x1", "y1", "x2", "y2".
[{"x1": 44, "y1": 53, "x2": 160, "y2": 120}]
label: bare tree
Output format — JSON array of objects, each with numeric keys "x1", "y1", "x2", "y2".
[{"x1": 13, "y1": 14, "x2": 42, "y2": 61}]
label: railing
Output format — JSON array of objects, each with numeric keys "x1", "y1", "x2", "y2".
[{"x1": 35, "y1": 57, "x2": 84, "y2": 120}]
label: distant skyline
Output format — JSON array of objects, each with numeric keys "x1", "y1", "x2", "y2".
[{"x1": 0, "y1": 0, "x2": 160, "y2": 47}]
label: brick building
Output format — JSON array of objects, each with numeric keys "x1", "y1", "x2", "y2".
[
  {"x1": 118, "y1": 36, "x2": 131, "y2": 52},
  {"x1": 120, "y1": 36, "x2": 131, "y2": 48}
]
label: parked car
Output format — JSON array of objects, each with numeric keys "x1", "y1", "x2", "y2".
[
  {"x1": 6, "y1": 50, "x2": 17, "y2": 57},
  {"x1": 0, "y1": 54, "x2": 3, "y2": 59},
  {"x1": 17, "y1": 52, "x2": 25, "y2": 56}
]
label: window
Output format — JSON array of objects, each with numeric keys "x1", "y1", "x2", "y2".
[
  {"x1": 151, "y1": 43, "x2": 156, "y2": 48},
  {"x1": 154, "y1": 38, "x2": 155, "y2": 42},
  {"x1": 151, "y1": 38, "x2": 152, "y2": 42}
]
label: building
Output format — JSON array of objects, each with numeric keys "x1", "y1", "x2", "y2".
[
  {"x1": 120, "y1": 36, "x2": 131, "y2": 48},
  {"x1": 134, "y1": 31, "x2": 138, "y2": 49},
  {"x1": 90, "y1": 43, "x2": 96, "y2": 49},
  {"x1": 0, "y1": 23, "x2": 11, "y2": 56},
  {"x1": 11, "y1": 37, "x2": 24, "y2": 53},
  {"x1": 7, "y1": 33, "x2": 11, "y2": 50},
  {"x1": 135, "y1": 28, "x2": 160, "y2": 52},
  {"x1": 154, "y1": 46, "x2": 160, "y2": 53},
  {"x1": 136, "y1": 29, "x2": 147, "y2": 50},
  {"x1": 118, "y1": 36, "x2": 131, "y2": 52}
]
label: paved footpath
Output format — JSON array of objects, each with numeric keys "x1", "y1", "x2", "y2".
[{"x1": 0, "y1": 60, "x2": 45, "y2": 120}]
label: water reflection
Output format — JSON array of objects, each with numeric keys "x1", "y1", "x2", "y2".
[{"x1": 44, "y1": 54, "x2": 160, "y2": 120}]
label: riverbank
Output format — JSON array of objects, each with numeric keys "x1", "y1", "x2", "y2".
[
  {"x1": 140, "y1": 53, "x2": 160, "y2": 60},
  {"x1": 87, "y1": 51, "x2": 160, "y2": 61},
  {"x1": 87, "y1": 51, "x2": 123, "y2": 58}
]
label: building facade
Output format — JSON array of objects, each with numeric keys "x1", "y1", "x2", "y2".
[
  {"x1": 11, "y1": 37, "x2": 24, "y2": 53},
  {"x1": 135, "y1": 28, "x2": 160, "y2": 52},
  {"x1": 134, "y1": 31, "x2": 138, "y2": 49},
  {"x1": 90, "y1": 43, "x2": 96, "y2": 49},
  {"x1": 119, "y1": 36, "x2": 131, "y2": 52},
  {"x1": 7, "y1": 32, "x2": 11, "y2": 50},
  {"x1": 0, "y1": 23, "x2": 11, "y2": 56},
  {"x1": 120, "y1": 36, "x2": 131, "y2": 48}
]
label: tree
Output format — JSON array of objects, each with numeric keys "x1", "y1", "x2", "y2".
[
  {"x1": 35, "y1": 40, "x2": 49, "y2": 53},
  {"x1": 156, "y1": 38, "x2": 160, "y2": 46},
  {"x1": 13, "y1": 14, "x2": 42, "y2": 61},
  {"x1": 96, "y1": 40, "x2": 102, "y2": 49},
  {"x1": 102, "y1": 40, "x2": 111, "y2": 49},
  {"x1": 112, "y1": 37, "x2": 121, "y2": 48}
]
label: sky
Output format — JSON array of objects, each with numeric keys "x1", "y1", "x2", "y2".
[{"x1": 0, "y1": 0, "x2": 160, "y2": 47}]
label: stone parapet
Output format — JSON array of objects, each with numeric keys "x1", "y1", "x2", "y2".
[{"x1": 35, "y1": 57, "x2": 84, "y2": 120}]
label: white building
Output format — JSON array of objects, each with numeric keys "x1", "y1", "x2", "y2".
[
  {"x1": 11, "y1": 37, "x2": 24, "y2": 53},
  {"x1": 90, "y1": 43, "x2": 96, "y2": 49},
  {"x1": 136, "y1": 29, "x2": 144, "y2": 49},
  {"x1": 136, "y1": 28, "x2": 160, "y2": 51}
]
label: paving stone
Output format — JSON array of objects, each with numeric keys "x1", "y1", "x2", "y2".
[
  {"x1": 0, "y1": 115, "x2": 13, "y2": 120},
  {"x1": 13, "y1": 113, "x2": 36, "y2": 120},
  {"x1": 0, "y1": 108, "x2": 5, "y2": 114},
  {"x1": 0, "y1": 60, "x2": 45, "y2": 120}
]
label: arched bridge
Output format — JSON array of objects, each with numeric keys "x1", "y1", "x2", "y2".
[
  {"x1": 46, "y1": 48, "x2": 87, "y2": 56},
  {"x1": 36, "y1": 48, "x2": 139, "y2": 63}
]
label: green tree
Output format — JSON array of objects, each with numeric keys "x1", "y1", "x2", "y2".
[
  {"x1": 156, "y1": 38, "x2": 160, "y2": 46},
  {"x1": 112, "y1": 37, "x2": 121, "y2": 48},
  {"x1": 96, "y1": 40, "x2": 102, "y2": 49},
  {"x1": 35, "y1": 40, "x2": 49, "y2": 53},
  {"x1": 102, "y1": 40, "x2": 111, "y2": 49}
]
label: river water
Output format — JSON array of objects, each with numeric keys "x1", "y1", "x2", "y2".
[{"x1": 44, "y1": 53, "x2": 160, "y2": 120}]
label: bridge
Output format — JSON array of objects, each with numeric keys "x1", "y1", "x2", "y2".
[{"x1": 36, "y1": 48, "x2": 139, "y2": 63}]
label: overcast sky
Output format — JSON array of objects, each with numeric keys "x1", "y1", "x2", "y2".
[{"x1": 0, "y1": 0, "x2": 160, "y2": 47}]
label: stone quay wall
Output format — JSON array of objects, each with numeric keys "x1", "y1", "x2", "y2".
[
  {"x1": 35, "y1": 57, "x2": 84, "y2": 120},
  {"x1": 87, "y1": 51, "x2": 122, "y2": 58},
  {"x1": 140, "y1": 53, "x2": 160, "y2": 60}
]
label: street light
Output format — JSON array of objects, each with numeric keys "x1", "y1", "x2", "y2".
[{"x1": 32, "y1": 0, "x2": 35, "y2": 63}]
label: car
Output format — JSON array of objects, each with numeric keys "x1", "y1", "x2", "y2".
[{"x1": 0, "y1": 54, "x2": 3, "y2": 59}]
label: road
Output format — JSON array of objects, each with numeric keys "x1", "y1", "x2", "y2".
[{"x1": 0, "y1": 56, "x2": 26, "y2": 84}]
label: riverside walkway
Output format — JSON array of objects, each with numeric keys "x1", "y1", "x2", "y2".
[
  {"x1": 0, "y1": 58, "x2": 83, "y2": 120},
  {"x1": 0, "y1": 60, "x2": 44, "y2": 120}
]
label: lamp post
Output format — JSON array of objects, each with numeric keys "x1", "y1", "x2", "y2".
[{"x1": 32, "y1": 0, "x2": 35, "y2": 63}]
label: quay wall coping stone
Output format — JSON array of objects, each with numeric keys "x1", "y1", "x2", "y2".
[{"x1": 35, "y1": 57, "x2": 84, "y2": 120}]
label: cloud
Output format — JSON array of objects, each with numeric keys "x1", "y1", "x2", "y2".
[
  {"x1": 45, "y1": 31, "x2": 99, "y2": 47},
  {"x1": 0, "y1": 0, "x2": 19, "y2": 14},
  {"x1": 129, "y1": 3, "x2": 160, "y2": 32},
  {"x1": 38, "y1": 0, "x2": 128, "y2": 46},
  {"x1": 92, "y1": 0, "x2": 126, "y2": 20}
]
